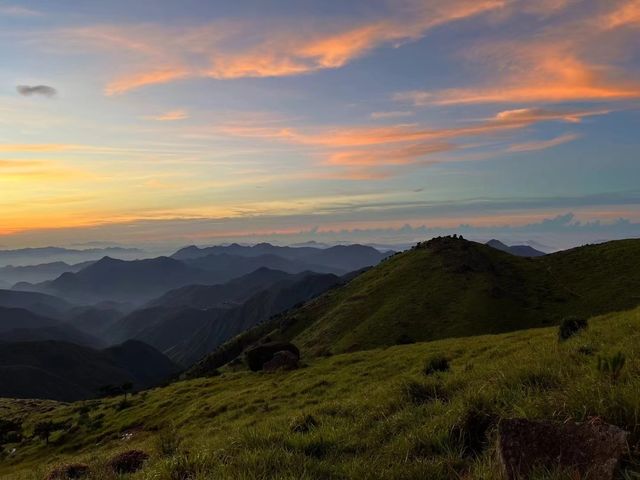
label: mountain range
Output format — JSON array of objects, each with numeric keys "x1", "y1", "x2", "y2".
[
  {"x1": 0, "y1": 246, "x2": 142, "y2": 268},
  {"x1": 14, "y1": 243, "x2": 391, "y2": 305},
  {"x1": 105, "y1": 268, "x2": 350, "y2": 365}
]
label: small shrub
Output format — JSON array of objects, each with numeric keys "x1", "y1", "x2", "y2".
[
  {"x1": 45, "y1": 463, "x2": 89, "y2": 480},
  {"x1": 424, "y1": 355, "x2": 450, "y2": 375},
  {"x1": 108, "y1": 450, "x2": 149, "y2": 474},
  {"x1": 155, "y1": 425, "x2": 181, "y2": 456},
  {"x1": 402, "y1": 380, "x2": 448, "y2": 405},
  {"x1": 396, "y1": 334, "x2": 415, "y2": 345},
  {"x1": 0, "y1": 419, "x2": 22, "y2": 444},
  {"x1": 290, "y1": 414, "x2": 317, "y2": 433},
  {"x1": 598, "y1": 352, "x2": 626, "y2": 383},
  {"x1": 558, "y1": 316, "x2": 588, "y2": 341},
  {"x1": 451, "y1": 400, "x2": 497, "y2": 457}
]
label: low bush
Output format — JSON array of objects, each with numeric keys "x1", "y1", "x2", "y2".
[
  {"x1": 558, "y1": 316, "x2": 588, "y2": 341},
  {"x1": 107, "y1": 449, "x2": 149, "y2": 474}
]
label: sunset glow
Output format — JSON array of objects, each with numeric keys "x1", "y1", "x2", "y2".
[{"x1": 1, "y1": 0, "x2": 639, "y2": 247}]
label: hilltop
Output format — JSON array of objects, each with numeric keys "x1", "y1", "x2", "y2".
[{"x1": 190, "y1": 237, "x2": 640, "y2": 373}]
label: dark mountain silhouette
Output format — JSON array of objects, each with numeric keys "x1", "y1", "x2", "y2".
[
  {"x1": 16, "y1": 256, "x2": 221, "y2": 304},
  {"x1": 0, "y1": 289, "x2": 72, "y2": 319},
  {"x1": 171, "y1": 242, "x2": 318, "y2": 261},
  {"x1": 147, "y1": 267, "x2": 298, "y2": 309},
  {"x1": 0, "y1": 326, "x2": 102, "y2": 347},
  {"x1": 0, "y1": 260, "x2": 93, "y2": 286},
  {"x1": 172, "y1": 243, "x2": 392, "y2": 273},
  {"x1": 0, "y1": 306, "x2": 102, "y2": 347},
  {"x1": 181, "y1": 252, "x2": 336, "y2": 278},
  {"x1": 175, "y1": 271, "x2": 344, "y2": 366},
  {"x1": 65, "y1": 305, "x2": 125, "y2": 337},
  {"x1": 106, "y1": 269, "x2": 344, "y2": 366},
  {"x1": 104, "y1": 306, "x2": 221, "y2": 353},
  {"x1": 0, "y1": 340, "x2": 179, "y2": 401},
  {"x1": 0, "y1": 247, "x2": 142, "y2": 268},
  {"x1": 0, "y1": 306, "x2": 60, "y2": 331},
  {"x1": 486, "y1": 239, "x2": 546, "y2": 257},
  {"x1": 187, "y1": 238, "x2": 640, "y2": 376},
  {"x1": 302, "y1": 244, "x2": 394, "y2": 272}
]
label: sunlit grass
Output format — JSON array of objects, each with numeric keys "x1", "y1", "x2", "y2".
[{"x1": 1, "y1": 307, "x2": 639, "y2": 479}]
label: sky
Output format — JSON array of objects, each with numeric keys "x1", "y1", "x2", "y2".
[{"x1": 1, "y1": 0, "x2": 639, "y2": 249}]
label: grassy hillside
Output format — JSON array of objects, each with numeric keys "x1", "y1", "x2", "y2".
[
  {"x1": 1, "y1": 306, "x2": 639, "y2": 478},
  {"x1": 196, "y1": 237, "x2": 640, "y2": 365}
]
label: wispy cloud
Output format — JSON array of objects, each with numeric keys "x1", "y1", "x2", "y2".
[
  {"x1": 0, "y1": 4, "x2": 41, "y2": 17},
  {"x1": 395, "y1": 2, "x2": 640, "y2": 106},
  {"x1": 507, "y1": 133, "x2": 580, "y2": 152},
  {"x1": 48, "y1": 0, "x2": 510, "y2": 94},
  {"x1": 144, "y1": 110, "x2": 189, "y2": 121},
  {"x1": 16, "y1": 85, "x2": 57, "y2": 97},
  {"x1": 105, "y1": 68, "x2": 190, "y2": 96},
  {"x1": 213, "y1": 105, "x2": 607, "y2": 179},
  {"x1": 395, "y1": 41, "x2": 640, "y2": 105},
  {"x1": 600, "y1": 0, "x2": 640, "y2": 29},
  {"x1": 370, "y1": 111, "x2": 414, "y2": 120}
]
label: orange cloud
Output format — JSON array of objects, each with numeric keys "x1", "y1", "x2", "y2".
[
  {"x1": 0, "y1": 144, "x2": 80, "y2": 152},
  {"x1": 396, "y1": 30, "x2": 640, "y2": 106},
  {"x1": 105, "y1": 67, "x2": 190, "y2": 95},
  {"x1": 370, "y1": 111, "x2": 414, "y2": 120},
  {"x1": 326, "y1": 142, "x2": 454, "y2": 167},
  {"x1": 51, "y1": 0, "x2": 510, "y2": 93},
  {"x1": 601, "y1": 0, "x2": 640, "y2": 29},
  {"x1": 493, "y1": 107, "x2": 610, "y2": 124},
  {"x1": 217, "y1": 105, "x2": 599, "y2": 177},
  {"x1": 144, "y1": 110, "x2": 189, "y2": 121},
  {"x1": 507, "y1": 133, "x2": 580, "y2": 152},
  {"x1": 219, "y1": 105, "x2": 596, "y2": 150}
]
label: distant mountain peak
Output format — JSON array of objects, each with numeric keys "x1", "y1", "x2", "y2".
[{"x1": 486, "y1": 239, "x2": 545, "y2": 257}]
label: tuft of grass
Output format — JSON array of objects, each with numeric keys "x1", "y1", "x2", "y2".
[
  {"x1": 424, "y1": 355, "x2": 450, "y2": 375},
  {"x1": 597, "y1": 351, "x2": 626, "y2": 383},
  {"x1": 290, "y1": 414, "x2": 318, "y2": 434},
  {"x1": 401, "y1": 379, "x2": 448, "y2": 405}
]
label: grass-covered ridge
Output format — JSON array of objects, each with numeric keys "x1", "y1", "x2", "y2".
[
  {"x1": 2, "y1": 306, "x2": 640, "y2": 479},
  {"x1": 190, "y1": 237, "x2": 640, "y2": 373}
]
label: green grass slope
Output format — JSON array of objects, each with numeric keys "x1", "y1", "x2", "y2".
[
  {"x1": 193, "y1": 237, "x2": 640, "y2": 369},
  {"x1": 1, "y1": 307, "x2": 639, "y2": 479}
]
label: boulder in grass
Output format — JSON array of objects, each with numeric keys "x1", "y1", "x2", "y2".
[
  {"x1": 45, "y1": 463, "x2": 89, "y2": 480},
  {"x1": 245, "y1": 342, "x2": 300, "y2": 372},
  {"x1": 263, "y1": 350, "x2": 299, "y2": 372},
  {"x1": 497, "y1": 418, "x2": 628, "y2": 480},
  {"x1": 107, "y1": 449, "x2": 149, "y2": 474}
]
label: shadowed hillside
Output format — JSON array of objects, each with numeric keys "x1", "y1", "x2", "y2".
[{"x1": 0, "y1": 340, "x2": 178, "y2": 401}]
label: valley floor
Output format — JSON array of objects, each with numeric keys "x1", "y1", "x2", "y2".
[{"x1": 2, "y1": 307, "x2": 640, "y2": 479}]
